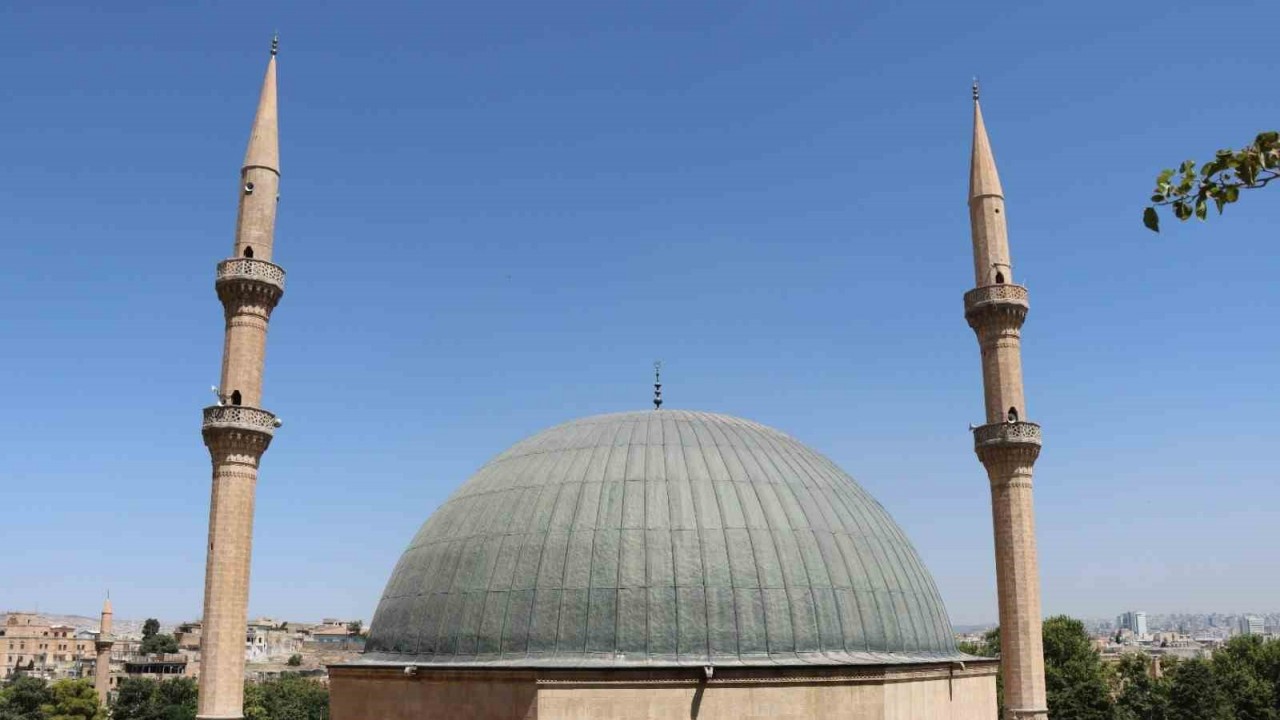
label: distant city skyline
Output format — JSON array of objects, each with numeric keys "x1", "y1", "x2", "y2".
[{"x1": 2, "y1": 0, "x2": 1278, "y2": 626}]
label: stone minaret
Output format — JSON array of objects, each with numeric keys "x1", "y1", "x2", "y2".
[
  {"x1": 197, "y1": 37, "x2": 285, "y2": 720},
  {"x1": 963, "y1": 85, "x2": 1048, "y2": 720},
  {"x1": 93, "y1": 597, "x2": 113, "y2": 705}
]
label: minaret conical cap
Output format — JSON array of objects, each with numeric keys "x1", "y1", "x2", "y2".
[
  {"x1": 969, "y1": 97, "x2": 1003, "y2": 200},
  {"x1": 243, "y1": 52, "x2": 279, "y2": 172}
]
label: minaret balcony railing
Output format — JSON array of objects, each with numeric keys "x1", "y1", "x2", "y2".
[
  {"x1": 215, "y1": 258, "x2": 286, "y2": 292},
  {"x1": 202, "y1": 405, "x2": 279, "y2": 437},
  {"x1": 963, "y1": 283, "x2": 1028, "y2": 314},
  {"x1": 972, "y1": 421, "x2": 1041, "y2": 450}
]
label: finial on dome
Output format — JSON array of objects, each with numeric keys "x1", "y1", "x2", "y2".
[
  {"x1": 271, "y1": 32, "x2": 279, "y2": 57},
  {"x1": 972, "y1": 77, "x2": 980, "y2": 102},
  {"x1": 653, "y1": 361, "x2": 663, "y2": 410}
]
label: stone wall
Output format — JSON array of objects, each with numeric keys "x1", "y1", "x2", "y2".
[{"x1": 329, "y1": 661, "x2": 997, "y2": 720}]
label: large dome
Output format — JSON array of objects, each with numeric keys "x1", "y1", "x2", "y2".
[{"x1": 366, "y1": 410, "x2": 961, "y2": 667}]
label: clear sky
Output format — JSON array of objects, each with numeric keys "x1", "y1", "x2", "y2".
[{"x1": 1, "y1": 1, "x2": 1277, "y2": 628}]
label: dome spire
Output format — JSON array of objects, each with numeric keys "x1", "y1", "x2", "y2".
[{"x1": 653, "y1": 361, "x2": 663, "y2": 410}]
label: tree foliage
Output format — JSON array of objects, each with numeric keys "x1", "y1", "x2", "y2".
[
  {"x1": 110, "y1": 677, "x2": 196, "y2": 720},
  {"x1": 141, "y1": 620, "x2": 161, "y2": 640},
  {"x1": 40, "y1": 681, "x2": 103, "y2": 720},
  {"x1": 243, "y1": 676, "x2": 328, "y2": 720},
  {"x1": 0, "y1": 676, "x2": 53, "y2": 720},
  {"x1": 1043, "y1": 616, "x2": 1113, "y2": 720},
  {"x1": 1144, "y1": 131, "x2": 1280, "y2": 232},
  {"x1": 109, "y1": 676, "x2": 326, "y2": 720},
  {"x1": 139, "y1": 634, "x2": 178, "y2": 656},
  {"x1": 978, "y1": 618, "x2": 1280, "y2": 720}
]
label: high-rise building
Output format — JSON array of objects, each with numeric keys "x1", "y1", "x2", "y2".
[
  {"x1": 1117, "y1": 611, "x2": 1148, "y2": 638},
  {"x1": 963, "y1": 83, "x2": 1049, "y2": 719},
  {"x1": 196, "y1": 36, "x2": 285, "y2": 720},
  {"x1": 1239, "y1": 616, "x2": 1264, "y2": 636}
]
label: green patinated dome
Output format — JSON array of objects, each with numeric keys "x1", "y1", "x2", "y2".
[{"x1": 366, "y1": 410, "x2": 962, "y2": 667}]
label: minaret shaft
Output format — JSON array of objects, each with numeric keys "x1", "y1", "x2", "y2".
[
  {"x1": 966, "y1": 95, "x2": 1048, "y2": 720},
  {"x1": 219, "y1": 310, "x2": 270, "y2": 407},
  {"x1": 198, "y1": 48, "x2": 283, "y2": 720},
  {"x1": 94, "y1": 598, "x2": 113, "y2": 705}
]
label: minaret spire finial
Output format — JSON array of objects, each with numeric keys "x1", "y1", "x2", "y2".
[
  {"x1": 972, "y1": 77, "x2": 979, "y2": 101},
  {"x1": 271, "y1": 32, "x2": 279, "y2": 57},
  {"x1": 653, "y1": 361, "x2": 663, "y2": 410}
]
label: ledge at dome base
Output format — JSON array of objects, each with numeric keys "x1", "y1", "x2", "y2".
[
  {"x1": 354, "y1": 649, "x2": 981, "y2": 669},
  {"x1": 201, "y1": 405, "x2": 278, "y2": 437},
  {"x1": 972, "y1": 421, "x2": 1041, "y2": 450}
]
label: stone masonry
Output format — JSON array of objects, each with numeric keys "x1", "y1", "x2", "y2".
[
  {"x1": 197, "y1": 38, "x2": 284, "y2": 720},
  {"x1": 94, "y1": 598, "x2": 113, "y2": 705},
  {"x1": 965, "y1": 85, "x2": 1049, "y2": 719}
]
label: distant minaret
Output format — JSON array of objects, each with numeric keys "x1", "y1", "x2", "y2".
[
  {"x1": 963, "y1": 83, "x2": 1048, "y2": 720},
  {"x1": 197, "y1": 36, "x2": 285, "y2": 720},
  {"x1": 93, "y1": 596, "x2": 113, "y2": 705}
]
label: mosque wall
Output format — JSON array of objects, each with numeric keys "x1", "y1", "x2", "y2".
[
  {"x1": 329, "y1": 661, "x2": 997, "y2": 720},
  {"x1": 329, "y1": 667, "x2": 538, "y2": 720}
]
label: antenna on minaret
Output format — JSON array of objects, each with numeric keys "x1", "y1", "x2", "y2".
[
  {"x1": 271, "y1": 32, "x2": 279, "y2": 57},
  {"x1": 972, "y1": 76, "x2": 980, "y2": 101},
  {"x1": 653, "y1": 361, "x2": 663, "y2": 410}
]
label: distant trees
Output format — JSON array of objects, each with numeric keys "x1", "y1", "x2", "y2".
[
  {"x1": 0, "y1": 679, "x2": 104, "y2": 720},
  {"x1": 110, "y1": 677, "x2": 196, "y2": 720},
  {"x1": 108, "y1": 676, "x2": 327, "y2": 720},
  {"x1": 138, "y1": 619, "x2": 178, "y2": 656},
  {"x1": 287, "y1": 654, "x2": 303, "y2": 667},
  {"x1": 975, "y1": 618, "x2": 1280, "y2": 719},
  {"x1": 0, "y1": 676, "x2": 53, "y2": 720},
  {"x1": 242, "y1": 676, "x2": 328, "y2": 720},
  {"x1": 345, "y1": 621, "x2": 362, "y2": 636},
  {"x1": 40, "y1": 680, "x2": 104, "y2": 720}
]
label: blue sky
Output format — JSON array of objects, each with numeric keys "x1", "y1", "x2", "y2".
[{"x1": 1, "y1": 1, "x2": 1277, "y2": 627}]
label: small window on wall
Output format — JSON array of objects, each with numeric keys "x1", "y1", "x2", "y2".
[
  {"x1": 231, "y1": 391, "x2": 242, "y2": 406},
  {"x1": 995, "y1": 271, "x2": 1005, "y2": 284},
  {"x1": 244, "y1": 247, "x2": 254, "y2": 258},
  {"x1": 1007, "y1": 407, "x2": 1019, "y2": 423}
]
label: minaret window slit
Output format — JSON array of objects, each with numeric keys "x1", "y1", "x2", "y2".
[
  {"x1": 231, "y1": 391, "x2": 242, "y2": 406},
  {"x1": 243, "y1": 247, "x2": 254, "y2": 258},
  {"x1": 995, "y1": 271, "x2": 1004, "y2": 284},
  {"x1": 1007, "y1": 407, "x2": 1019, "y2": 423}
]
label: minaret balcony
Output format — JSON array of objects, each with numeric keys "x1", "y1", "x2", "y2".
[
  {"x1": 972, "y1": 421, "x2": 1041, "y2": 451},
  {"x1": 202, "y1": 405, "x2": 279, "y2": 437},
  {"x1": 215, "y1": 258, "x2": 285, "y2": 309},
  {"x1": 964, "y1": 283, "x2": 1028, "y2": 329}
]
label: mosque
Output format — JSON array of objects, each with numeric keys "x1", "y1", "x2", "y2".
[{"x1": 193, "y1": 41, "x2": 1048, "y2": 720}]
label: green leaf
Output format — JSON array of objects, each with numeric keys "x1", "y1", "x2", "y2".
[
  {"x1": 1179, "y1": 160, "x2": 1195, "y2": 174},
  {"x1": 1173, "y1": 201, "x2": 1191, "y2": 220},
  {"x1": 1142, "y1": 206, "x2": 1160, "y2": 232},
  {"x1": 1255, "y1": 131, "x2": 1278, "y2": 147},
  {"x1": 1157, "y1": 168, "x2": 1175, "y2": 186},
  {"x1": 1195, "y1": 199, "x2": 1207, "y2": 220},
  {"x1": 1224, "y1": 185, "x2": 1240, "y2": 202},
  {"x1": 1150, "y1": 194, "x2": 1164, "y2": 202}
]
